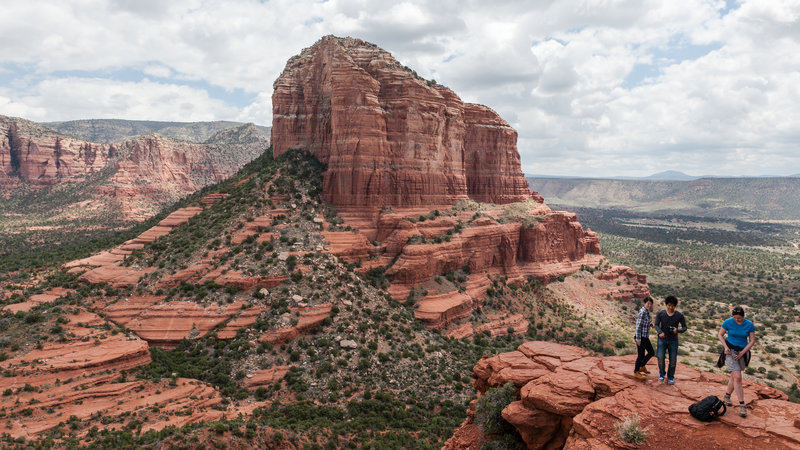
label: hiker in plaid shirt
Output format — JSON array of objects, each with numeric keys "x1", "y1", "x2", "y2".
[{"x1": 633, "y1": 297, "x2": 654, "y2": 380}]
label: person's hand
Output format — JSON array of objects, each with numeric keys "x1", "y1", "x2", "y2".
[
  {"x1": 636, "y1": 340, "x2": 641, "y2": 347},
  {"x1": 658, "y1": 333, "x2": 665, "y2": 338},
  {"x1": 724, "y1": 347, "x2": 731, "y2": 355},
  {"x1": 733, "y1": 353, "x2": 741, "y2": 361}
]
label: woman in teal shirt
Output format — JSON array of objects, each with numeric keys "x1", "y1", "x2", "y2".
[{"x1": 717, "y1": 306, "x2": 755, "y2": 418}]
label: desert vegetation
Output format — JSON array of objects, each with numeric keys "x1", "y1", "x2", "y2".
[{"x1": 4, "y1": 145, "x2": 798, "y2": 447}]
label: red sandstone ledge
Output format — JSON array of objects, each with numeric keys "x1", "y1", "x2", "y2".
[{"x1": 445, "y1": 341, "x2": 800, "y2": 449}]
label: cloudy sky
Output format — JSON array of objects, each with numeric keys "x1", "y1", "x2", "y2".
[{"x1": 1, "y1": 0, "x2": 799, "y2": 177}]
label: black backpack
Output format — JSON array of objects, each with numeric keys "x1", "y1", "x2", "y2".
[{"x1": 689, "y1": 396, "x2": 727, "y2": 421}]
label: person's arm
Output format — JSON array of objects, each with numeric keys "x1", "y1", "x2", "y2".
[
  {"x1": 634, "y1": 310, "x2": 643, "y2": 344},
  {"x1": 737, "y1": 331, "x2": 756, "y2": 358},
  {"x1": 717, "y1": 326, "x2": 730, "y2": 354},
  {"x1": 676, "y1": 314, "x2": 687, "y2": 333},
  {"x1": 654, "y1": 311, "x2": 664, "y2": 337}
]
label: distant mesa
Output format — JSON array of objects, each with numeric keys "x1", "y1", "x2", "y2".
[
  {"x1": 643, "y1": 170, "x2": 698, "y2": 180},
  {"x1": 272, "y1": 35, "x2": 532, "y2": 209},
  {"x1": 0, "y1": 115, "x2": 269, "y2": 221}
]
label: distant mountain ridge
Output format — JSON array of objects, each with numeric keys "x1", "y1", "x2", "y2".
[
  {"x1": 525, "y1": 170, "x2": 698, "y2": 181},
  {"x1": 527, "y1": 170, "x2": 800, "y2": 180},
  {"x1": 43, "y1": 118, "x2": 271, "y2": 144},
  {"x1": 527, "y1": 176, "x2": 800, "y2": 220}
]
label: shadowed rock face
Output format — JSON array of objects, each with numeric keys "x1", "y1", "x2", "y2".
[
  {"x1": 272, "y1": 35, "x2": 531, "y2": 208},
  {"x1": 445, "y1": 341, "x2": 800, "y2": 449}
]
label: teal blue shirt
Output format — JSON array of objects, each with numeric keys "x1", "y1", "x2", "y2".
[{"x1": 722, "y1": 317, "x2": 754, "y2": 348}]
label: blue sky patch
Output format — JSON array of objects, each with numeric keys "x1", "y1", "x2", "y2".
[
  {"x1": 720, "y1": 0, "x2": 739, "y2": 17},
  {"x1": 622, "y1": 35, "x2": 722, "y2": 89}
]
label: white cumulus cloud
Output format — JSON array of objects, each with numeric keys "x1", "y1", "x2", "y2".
[{"x1": 0, "y1": 0, "x2": 799, "y2": 176}]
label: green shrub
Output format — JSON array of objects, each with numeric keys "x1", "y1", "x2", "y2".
[
  {"x1": 475, "y1": 382, "x2": 517, "y2": 435},
  {"x1": 615, "y1": 414, "x2": 648, "y2": 444}
]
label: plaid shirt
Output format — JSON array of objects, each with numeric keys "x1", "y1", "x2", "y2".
[{"x1": 634, "y1": 306, "x2": 650, "y2": 340}]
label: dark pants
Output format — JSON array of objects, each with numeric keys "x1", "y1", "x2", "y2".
[
  {"x1": 634, "y1": 337, "x2": 654, "y2": 372},
  {"x1": 657, "y1": 337, "x2": 679, "y2": 379}
]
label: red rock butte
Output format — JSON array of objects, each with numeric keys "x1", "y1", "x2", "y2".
[{"x1": 272, "y1": 35, "x2": 532, "y2": 209}]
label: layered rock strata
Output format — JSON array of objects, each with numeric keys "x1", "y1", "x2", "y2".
[
  {"x1": 101, "y1": 297, "x2": 253, "y2": 349},
  {"x1": 272, "y1": 35, "x2": 531, "y2": 209},
  {"x1": 445, "y1": 341, "x2": 800, "y2": 449},
  {"x1": 384, "y1": 212, "x2": 602, "y2": 288},
  {"x1": 0, "y1": 309, "x2": 226, "y2": 439}
]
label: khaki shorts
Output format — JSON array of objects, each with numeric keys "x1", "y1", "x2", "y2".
[{"x1": 725, "y1": 349, "x2": 746, "y2": 372}]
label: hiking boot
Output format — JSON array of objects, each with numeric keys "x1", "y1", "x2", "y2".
[
  {"x1": 658, "y1": 376, "x2": 665, "y2": 382},
  {"x1": 739, "y1": 404, "x2": 747, "y2": 418},
  {"x1": 723, "y1": 393, "x2": 732, "y2": 406},
  {"x1": 668, "y1": 378, "x2": 675, "y2": 385},
  {"x1": 638, "y1": 366, "x2": 650, "y2": 374},
  {"x1": 633, "y1": 372, "x2": 647, "y2": 381}
]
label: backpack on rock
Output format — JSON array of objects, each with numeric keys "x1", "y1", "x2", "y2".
[{"x1": 689, "y1": 395, "x2": 727, "y2": 421}]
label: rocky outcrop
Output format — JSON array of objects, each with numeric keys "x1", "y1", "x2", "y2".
[
  {"x1": 96, "y1": 132, "x2": 261, "y2": 216},
  {"x1": 446, "y1": 341, "x2": 800, "y2": 449},
  {"x1": 2, "y1": 287, "x2": 75, "y2": 314},
  {"x1": 0, "y1": 116, "x2": 266, "y2": 220},
  {"x1": 381, "y1": 211, "x2": 604, "y2": 296},
  {"x1": 446, "y1": 313, "x2": 530, "y2": 339},
  {"x1": 0, "y1": 308, "x2": 229, "y2": 439},
  {"x1": 244, "y1": 366, "x2": 291, "y2": 389},
  {"x1": 463, "y1": 104, "x2": 532, "y2": 204},
  {"x1": 258, "y1": 304, "x2": 333, "y2": 345},
  {"x1": 102, "y1": 297, "x2": 252, "y2": 349},
  {"x1": 272, "y1": 35, "x2": 531, "y2": 209}
]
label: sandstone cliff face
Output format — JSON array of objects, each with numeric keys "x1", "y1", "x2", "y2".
[
  {"x1": 446, "y1": 341, "x2": 800, "y2": 449},
  {"x1": 272, "y1": 35, "x2": 531, "y2": 208},
  {"x1": 0, "y1": 117, "x2": 113, "y2": 187},
  {"x1": 0, "y1": 116, "x2": 267, "y2": 220}
]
